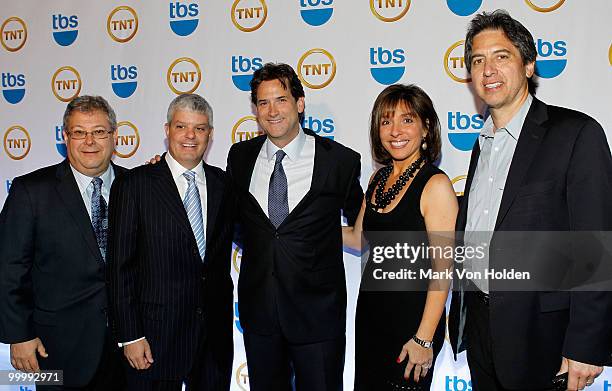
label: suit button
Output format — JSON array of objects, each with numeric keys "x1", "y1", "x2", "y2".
[
  {"x1": 201, "y1": 275, "x2": 206, "y2": 282},
  {"x1": 275, "y1": 232, "x2": 279, "y2": 239},
  {"x1": 196, "y1": 307, "x2": 203, "y2": 315},
  {"x1": 193, "y1": 248, "x2": 198, "y2": 256}
]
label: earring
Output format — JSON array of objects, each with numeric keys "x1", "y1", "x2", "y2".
[{"x1": 421, "y1": 139, "x2": 427, "y2": 151}]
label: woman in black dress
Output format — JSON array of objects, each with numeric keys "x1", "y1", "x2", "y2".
[{"x1": 343, "y1": 84, "x2": 458, "y2": 390}]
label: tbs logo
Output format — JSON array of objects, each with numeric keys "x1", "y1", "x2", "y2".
[
  {"x1": 107, "y1": 6, "x2": 138, "y2": 43},
  {"x1": 5, "y1": 179, "x2": 11, "y2": 194},
  {"x1": 446, "y1": 0, "x2": 481, "y2": 17},
  {"x1": 370, "y1": 47, "x2": 405, "y2": 85},
  {"x1": 111, "y1": 65, "x2": 138, "y2": 98},
  {"x1": 370, "y1": 0, "x2": 410, "y2": 22},
  {"x1": 535, "y1": 39, "x2": 567, "y2": 79},
  {"x1": 167, "y1": 57, "x2": 202, "y2": 95},
  {"x1": 300, "y1": 0, "x2": 333, "y2": 27},
  {"x1": 231, "y1": 0, "x2": 268, "y2": 33},
  {"x1": 169, "y1": 1, "x2": 199, "y2": 36},
  {"x1": 301, "y1": 116, "x2": 335, "y2": 139},
  {"x1": 445, "y1": 376, "x2": 472, "y2": 391},
  {"x1": 447, "y1": 111, "x2": 483, "y2": 151},
  {"x1": 1, "y1": 72, "x2": 26, "y2": 104},
  {"x1": 52, "y1": 14, "x2": 78, "y2": 46},
  {"x1": 55, "y1": 125, "x2": 67, "y2": 157},
  {"x1": 232, "y1": 56, "x2": 263, "y2": 91},
  {"x1": 444, "y1": 41, "x2": 470, "y2": 83},
  {"x1": 1, "y1": 17, "x2": 27, "y2": 52},
  {"x1": 3, "y1": 125, "x2": 31, "y2": 160},
  {"x1": 232, "y1": 116, "x2": 263, "y2": 144},
  {"x1": 51, "y1": 66, "x2": 82, "y2": 102},
  {"x1": 297, "y1": 48, "x2": 336, "y2": 89}
]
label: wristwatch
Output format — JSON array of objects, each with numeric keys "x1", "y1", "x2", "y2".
[{"x1": 412, "y1": 334, "x2": 433, "y2": 349}]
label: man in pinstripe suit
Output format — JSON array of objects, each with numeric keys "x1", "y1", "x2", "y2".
[{"x1": 108, "y1": 94, "x2": 233, "y2": 391}]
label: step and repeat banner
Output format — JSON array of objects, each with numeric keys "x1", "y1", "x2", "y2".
[{"x1": 1, "y1": 1, "x2": 611, "y2": 390}]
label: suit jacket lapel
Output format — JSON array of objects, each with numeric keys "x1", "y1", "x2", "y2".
[
  {"x1": 457, "y1": 141, "x2": 481, "y2": 232},
  {"x1": 495, "y1": 98, "x2": 548, "y2": 229},
  {"x1": 203, "y1": 163, "x2": 221, "y2": 242},
  {"x1": 150, "y1": 155, "x2": 193, "y2": 237},
  {"x1": 55, "y1": 160, "x2": 102, "y2": 261}
]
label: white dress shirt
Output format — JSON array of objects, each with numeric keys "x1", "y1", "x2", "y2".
[
  {"x1": 120, "y1": 152, "x2": 207, "y2": 347},
  {"x1": 70, "y1": 164, "x2": 115, "y2": 219},
  {"x1": 249, "y1": 127, "x2": 315, "y2": 217}
]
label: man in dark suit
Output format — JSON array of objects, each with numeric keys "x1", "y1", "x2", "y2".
[
  {"x1": 0, "y1": 95, "x2": 127, "y2": 390},
  {"x1": 227, "y1": 63, "x2": 363, "y2": 390},
  {"x1": 108, "y1": 93, "x2": 233, "y2": 391},
  {"x1": 449, "y1": 10, "x2": 612, "y2": 391}
]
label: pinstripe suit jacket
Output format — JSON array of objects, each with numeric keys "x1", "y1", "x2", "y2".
[{"x1": 108, "y1": 154, "x2": 233, "y2": 380}]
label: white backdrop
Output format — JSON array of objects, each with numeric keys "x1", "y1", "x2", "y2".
[{"x1": 1, "y1": 1, "x2": 611, "y2": 390}]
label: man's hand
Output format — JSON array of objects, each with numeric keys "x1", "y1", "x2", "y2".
[
  {"x1": 558, "y1": 356, "x2": 603, "y2": 390},
  {"x1": 124, "y1": 338, "x2": 154, "y2": 370},
  {"x1": 10, "y1": 338, "x2": 48, "y2": 372},
  {"x1": 145, "y1": 155, "x2": 162, "y2": 165}
]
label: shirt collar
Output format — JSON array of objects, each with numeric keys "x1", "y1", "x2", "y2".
[
  {"x1": 480, "y1": 94, "x2": 533, "y2": 141},
  {"x1": 70, "y1": 162, "x2": 114, "y2": 194},
  {"x1": 264, "y1": 126, "x2": 306, "y2": 162},
  {"x1": 165, "y1": 152, "x2": 206, "y2": 182}
]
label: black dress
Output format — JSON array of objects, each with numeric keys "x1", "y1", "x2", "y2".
[{"x1": 354, "y1": 163, "x2": 446, "y2": 390}]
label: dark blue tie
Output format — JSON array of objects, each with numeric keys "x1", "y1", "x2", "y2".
[
  {"x1": 91, "y1": 177, "x2": 107, "y2": 261},
  {"x1": 268, "y1": 150, "x2": 289, "y2": 228}
]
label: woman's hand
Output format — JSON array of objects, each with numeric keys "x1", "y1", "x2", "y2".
[{"x1": 397, "y1": 338, "x2": 433, "y2": 382}]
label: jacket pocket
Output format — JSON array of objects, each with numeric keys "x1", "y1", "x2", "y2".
[{"x1": 32, "y1": 308, "x2": 57, "y2": 326}]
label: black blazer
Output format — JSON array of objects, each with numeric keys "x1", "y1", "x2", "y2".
[
  {"x1": 108, "y1": 155, "x2": 233, "y2": 381},
  {"x1": 0, "y1": 160, "x2": 127, "y2": 387},
  {"x1": 227, "y1": 129, "x2": 363, "y2": 344},
  {"x1": 449, "y1": 97, "x2": 612, "y2": 389}
]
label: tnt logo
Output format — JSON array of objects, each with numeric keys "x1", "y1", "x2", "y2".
[
  {"x1": 111, "y1": 65, "x2": 138, "y2": 98},
  {"x1": 525, "y1": 0, "x2": 566, "y2": 12},
  {"x1": 231, "y1": 0, "x2": 268, "y2": 32},
  {"x1": 235, "y1": 362, "x2": 249, "y2": 391},
  {"x1": 447, "y1": 112, "x2": 483, "y2": 151},
  {"x1": 370, "y1": 47, "x2": 405, "y2": 85},
  {"x1": 4, "y1": 125, "x2": 31, "y2": 160},
  {"x1": 55, "y1": 125, "x2": 67, "y2": 157},
  {"x1": 300, "y1": 0, "x2": 334, "y2": 27},
  {"x1": 451, "y1": 175, "x2": 467, "y2": 196},
  {"x1": 446, "y1": 0, "x2": 481, "y2": 16},
  {"x1": 52, "y1": 14, "x2": 78, "y2": 46},
  {"x1": 114, "y1": 121, "x2": 140, "y2": 158},
  {"x1": 107, "y1": 6, "x2": 138, "y2": 43},
  {"x1": 445, "y1": 376, "x2": 472, "y2": 391},
  {"x1": 1, "y1": 72, "x2": 26, "y2": 104},
  {"x1": 167, "y1": 57, "x2": 202, "y2": 94},
  {"x1": 444, "y1": 40, "x2": 470, "y2": 83},
  {"x1": 232, "y1": 56, "x2": 263, "y2": 91},
  {"x1": 370, "y1": 0, "x2": 410, "y2": 22},
  {"x1": 301, "y1": 116, "x2": 335, "y2": 139},
  {"x1": 1, "y1": 17, "x2": 27, "y2": 52},
  {"x1": 535, "y1": 39, "x2": 567, "y2": 79},
  {"x1": 51, "y1": 66, "x2": 82, "y2": 102},
  {"x1": 297, "y1": 48, "x2": 336, "y2": 89},
  {"x1": 169, "y1": 1, "x2": 199, "y2": 36},
  {"x1": 232, "y1": 116, "x2": 264, "y2": 144},
  {"x1": 232, "y1": 243, "x2": 242, "y2": 273}
]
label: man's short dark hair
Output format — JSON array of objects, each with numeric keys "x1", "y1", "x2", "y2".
[
  {"x1": 250, "y1": 63, "x2": 306, "y2": 106},
  {"x1": 370, "y1": 84, "x2": 442, "y2": 164},
  {"x1": 63, "y1": 95, "x2": 117, "y2": 131},
  {"x1": 465, "y1": 9, "x2": 538, "y2": 94}
]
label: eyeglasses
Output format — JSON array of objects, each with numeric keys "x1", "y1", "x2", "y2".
[{"x1": 67, "y1": 129, "x2": 114, "y2": 140}]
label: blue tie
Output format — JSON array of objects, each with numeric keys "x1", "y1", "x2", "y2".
[
  {"x1": 183, "y1": 171, "x2": 206, "y2": 260},
  {"x1": 268, "y1": 150, "x2": 289, "y2": 228},
  {"x1": 91, "y1": 177, "x2": 107, "y2": 261}
]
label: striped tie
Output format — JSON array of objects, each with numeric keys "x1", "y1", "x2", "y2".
[{"x1": 182, "y1": 171, "x2": 206, "y2": 260}]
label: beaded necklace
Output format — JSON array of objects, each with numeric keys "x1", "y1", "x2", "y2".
[{"x1": 367, "y1": 156, "x2": 425, "y2": 211}]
